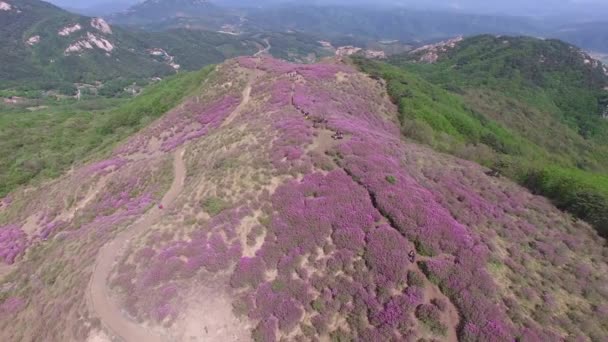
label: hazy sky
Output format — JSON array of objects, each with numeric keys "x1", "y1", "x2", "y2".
[{"x1": 46, "y1": 0, "x2": 608, "y2": 18}]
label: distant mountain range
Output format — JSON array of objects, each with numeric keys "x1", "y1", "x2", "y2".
[
  {"x1": 109, "y1": 0, "x2": 241, "y2": 31},
  {"x1": 103, "y1": 0, "x2": 608, "y2": 54},
  {"x1": 0, "y1": 0, "x2": 332, "y2": 94},
  {"x1": 3, "y1": 0, "x2": 607, "y2": 95}
]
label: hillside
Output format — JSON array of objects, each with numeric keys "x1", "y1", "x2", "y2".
[
  {"x1": 0, "y1": 0, "x2": 176, "y2": 92},
  {"x1": 355, "y1": 35, "x2": 608, "y2": 237},
  {"x1": 0, "y1": 56, "x2": 606, "y2": 341},
  {"x1": 0, "y1": 66, "x2": 214, "y2": 197},
  {"x1": 0, "y1": 0, "x2": 268, "y2": 95}
]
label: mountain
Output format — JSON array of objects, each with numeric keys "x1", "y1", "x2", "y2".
[
  {"x1": 109, "y1": 0, "x2": 241, "y2": 31},
  {"x1": 356, "y1": 35, "x2": 608, "y2": 237},
  {"x1": 0, "y1": 0, "x2": 177, "y2": 92},
  {"x1": 0, "y1": 56, "x2": 607, "y2": 341},
  {"x1": 1, "y1": 0, "x2": 330, "y2": 95},
  {"x1": 241, "y1": 5, "x2": 608, "y2": 53},
  {"x1": 243, "y1": 5, "x2": 540, "y2": 41},
  {"x1": 105, "y1": 1, "x2": 608, "y2": 56},
  {"x1": 46, "y1": 0, "x2": 140, "y2": 16}
]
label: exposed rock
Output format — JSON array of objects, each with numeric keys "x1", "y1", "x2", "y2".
[
  {"x1": 412, "y1": 36, "x2": 464, "y2": 63},
  {"x1": 364, "y1": 50, "x2": 386, "y2": 59},
  {"x1": 26, "y1": 35, "x2": 40, "y2": 46},
  {"x1": 318, "y1": 40, "x2": 333, "y2": 48},
  {"x1": 0, "y1": 1, "x2": 11, "y2": 11},
  {"x1": 58, "y1": 24, "x2": 82, "y2": 37},
  {"x1": 148, "y1": 48, "x2": 180, "y2": 70},
  {"x1": 336, "y1": 46, "x2": 385, "y2": 59},
  {"x1": 336, "y1": 45, "x2": 362, "y2": 57},
  {"x1": 65, "y1": 32, "x2": 114, "y2": 55},
  {"x1": 91, "y1": 18, "x2": 112, "y2": 35}
]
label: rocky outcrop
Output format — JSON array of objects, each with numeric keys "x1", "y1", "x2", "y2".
[
  {"x1": 412, "y1": 36, "x2": 463, "y2": 63},
  {"x1": 26, "y1": 35, "x2": 40, "y2": 46},
  {"x1": 58, "y1": 24, "x2": 82, "y2": 37},
  {"x1": 91, "y1": 18, "x2": 112, "y2": 35},
  {"x1": 0, "y1": 1, "x2": 11, "y2": 11},
  {"x1": 65, "y1": 32, "x2": 114, "y2": 55}
]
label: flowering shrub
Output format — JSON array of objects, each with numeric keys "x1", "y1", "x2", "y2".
[
  {"x1": 0, "y1": 297, "x2": 25, "y2": 316},
  {"x1": 39, "y1": 220, "x2": 67, "y2": 240},
  {"x1": 364, "y1": 225, "x2": 413, "y2": 284},
  {"x1": 252, "y1": 316, "x2": 278, "y2": 342},
  {"x1": 371, "y1": 291, "x2": 421, "y2": 328},
  {"x1": 416, "y1": 304, "x2": 447, "y2": 336},
  {"x1": 0, "y1": 225, "x2": 28, "y2": 264},
  {"x1": 84, "y1": 158, "x2": 127, "y2": 175},
  {"x1": 162, "y1": 96, "x2": 240, "y2": 151},
  {"x1": 231, "y1": 257, "x2": 267, "y2": 289},
  {"x1": 252, "y1": 282, "x2": 303, "y2": 333},
  {"x1": 8, "y1": 57, "x2": 599, "y2": 340}
]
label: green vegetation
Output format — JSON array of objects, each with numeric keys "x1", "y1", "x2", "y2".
[
  {"x1": 524, "y1": 166, "x2": 608, "y2": 236},
  {"x1": 1, "y1": 1, "x2": 271, "y2": 95},
  {"x1": 354, "y1": 35, "x2": 608, "y2": 237},
  {"x1": 201, "y1": 196, "x2": 229, "y2": 216},
  {"x1": 0, "y1": 0, "x2": 174, "y2": 93},
  {"x1": 0, "y1": 66, "x2": 213, "y2": 197}
]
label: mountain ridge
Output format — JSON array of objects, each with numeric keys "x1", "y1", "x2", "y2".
[{"x1": 0, "y1": 56, "x2": 606, "y2": 341}]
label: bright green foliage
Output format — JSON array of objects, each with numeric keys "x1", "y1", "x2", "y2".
[
  {"x1": 357, "y1": 58, "x2": 535, "y2": 160},
  {"x1": 0, "y1": 67, "x2": 213, "y2": 197},
  {"x1": 524, "y1": 166, "x2": 608, "y2": 237},
  {"x1": 354, "y1": 35, "x2": 608, "y2": 237},
  {"x1": 401, "y1": 35, "x2": 608, "y2": 138}
]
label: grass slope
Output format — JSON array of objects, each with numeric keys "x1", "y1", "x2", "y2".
[
  {"x1": 355, "y1": 35, "x2": 608, "y2": 237},
  {"x1": 0, "y1": 66, "x2": 213, "y2": 197}
]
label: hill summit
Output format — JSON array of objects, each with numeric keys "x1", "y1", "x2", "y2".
[{"x1": 0, "y1": 57, "x2": 607, "y2": 341}]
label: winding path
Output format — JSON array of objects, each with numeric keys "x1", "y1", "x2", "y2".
[
  {"x1": 87, "y1": 147, "x2": 186, "y2": 342},
  {"x1": 254, "y1": 39, "x2": 271, "y2": 57},
  {"x1": 222, "y1": 81, "x2": 252, "y2": 128}
]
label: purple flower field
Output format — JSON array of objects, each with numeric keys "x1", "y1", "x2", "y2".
[{"x1": 0, "y1": 57, "x2": 606, "y2": 341}]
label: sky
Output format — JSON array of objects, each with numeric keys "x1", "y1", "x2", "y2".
[{"x1": 46, "y1": 0, "x2": 608, "y2": 18}]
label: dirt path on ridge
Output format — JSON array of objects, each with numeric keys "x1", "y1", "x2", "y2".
[
  {"x1": 87, "y1": 147, "x2": 187, "y2": 342},
  {"x1": 222, "y1": 74, "x2": 255, "y2": 127}
]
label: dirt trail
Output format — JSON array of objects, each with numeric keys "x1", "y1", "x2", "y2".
[
  {"x1": 254, "y1": 39, "x2": 271, "y2": 57},
  {"x1": 409, "y1": 257, "x2": 459, "y2": 342},
  {"x1": 87, "y1": 147, "x2": 187, "y2": 342},
  {"x1": 222, "y1": 73, "x2": 255, "y2": 127},
  {"x1": 422, "y1": 276, "x2": 460, "y2": 342}
]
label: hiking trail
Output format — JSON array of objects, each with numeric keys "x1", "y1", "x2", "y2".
[{"x1": 87, "y1": 147, "x2": 186, "y2": 342}]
